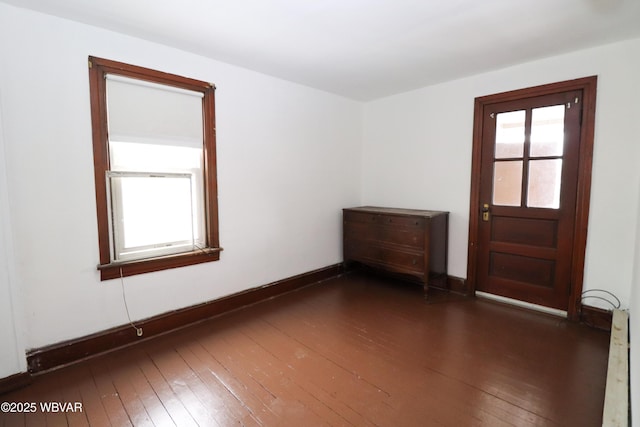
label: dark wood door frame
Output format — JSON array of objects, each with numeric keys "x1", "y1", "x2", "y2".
[{"x1": 467, "y1": 76, "x2": 597, "y2": 321}]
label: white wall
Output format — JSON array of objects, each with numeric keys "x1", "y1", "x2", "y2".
[
  {"x1": 0, "y1": 2, "x2": 363, "y2": 361},
  {"x1": 631, "y1": 183, "x2": 640, "y2": 427},
  {"x1": 362, "y1": 38, "x2": 640, "y2": 309},
  {"x1": 0, "y1": 86, "x2": 27, "y2": 377}
]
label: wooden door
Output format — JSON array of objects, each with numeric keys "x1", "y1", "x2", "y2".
[{"x1": 468, "y1": 78, "x2": 597, "y2": 315}]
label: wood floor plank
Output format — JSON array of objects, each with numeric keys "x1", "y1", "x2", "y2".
[
  {"x1": 244, "y1": 276, "x2": 604, "y2": 426},
  {"x1": 169, "y1": 330, "x2": 263, "y2": 426},
  {"x1": 88, "y1": 357, "x2": 134, "y2": 427},
  {"x1": 219, "y1": 320, "x2": 351, "y2": 426},
  {"x1": 55, "y1": 364, "x2": 91, "y2": 427},
  {"x1": 192, "y1": 323, "x2": 293, "y2": 426},
  {"x1": 1, "y1": 412, "x2": 25, "y2": 427},
  {"x1": 71, "y1": 363, "x2": 112, "y2": 427},
  {"x1": 0, "y1": 272, "x2": 609, "y2": 426},
  {"x1": 8, "y1": 377, "x2": 38, "y2": 427},
  {"x1": 36, "y1": 371, "x2": 71, "y2": 427},
  {"x1": 257, "y1": 300, "x2": 486, "y2": 426},
  {"x1": 251, "y1": 294, "x2": 465, "y2": 425},
  {"x1": 237, "y1": 323, "x2": 367, "y2": 427},
  {"x1": 184, "y1": 334, "x2": 281, "y2": 426},
  {"x1": 238, "y1": 316, "x2": 380, "y2": 426},
  {"x1": 103, "y1": 348, "x2": 175, "y2": 427},
  {"x1": 165, "y1": 340, "x2": 251, "y2": 426},
  {"x1": 133, "y1": 347, "x2": 199, "y2": 427},
  {"x1": 143, "y1": 345, "x2": 223, "y2": 427},
  {"x1": 120, "y1": 369, "x2": 172, "y2": 427}
]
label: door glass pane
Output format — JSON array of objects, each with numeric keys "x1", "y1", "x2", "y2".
[
  {"x1": 493, "y1": 160, "x2": 523, "y2": 206},
  {"x1": 495, "y1": 110, "x2": 525, "y2": 159},
  {"x1": 527, "y1": 159, "x2": 562, "y2": 209},
  {"x1": 530, "y1": 105, "x2": 565, "y2": 157}
]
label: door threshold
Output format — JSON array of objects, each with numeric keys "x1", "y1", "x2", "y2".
[{"x1": 475, "y1": 291, "x2": 568, "y2": 318}]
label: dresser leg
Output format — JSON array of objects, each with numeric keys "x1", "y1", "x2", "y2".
[{"x1": 423, "y1": 284, "x2": 429, "y2": 300}]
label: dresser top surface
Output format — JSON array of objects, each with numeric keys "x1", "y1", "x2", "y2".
[{"x1": 344, "y1": 206, "x2": 448, "y2": 218}]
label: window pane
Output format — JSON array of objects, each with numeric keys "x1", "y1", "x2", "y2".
[
  {"x1": 527, "y1": 159, "x2": 562, "y2": 209},
  {"x1": 495, "y1": 110, "x2": 525, "y2": 159},
  {"x1": 530, "y1": 105, "x2": 565, "y2": 157},
  {"x1": 493, "y1": 160, "x2": 523, "y2": 206},
  {"x1": 112, "y1": 177, "x2": 196, "y2": 251}
]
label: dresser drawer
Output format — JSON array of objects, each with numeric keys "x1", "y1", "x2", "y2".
[
  {"x1": 344, "y1": 221, "x2": 424, "y2": 249},
  {"x1": 344, "y1": 242, "x2": 424, "y2": 273},
  {"x1": 344, "y1": 211, "x2": 425, "y2": 229}
]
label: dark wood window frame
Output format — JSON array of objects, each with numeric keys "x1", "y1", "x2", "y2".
[
  {"x1": 466, "y1": 76, "x2": 597, "y2": 320},
  {"x1": 88, "y1": 56, "x2": 221, "y2": 281}
]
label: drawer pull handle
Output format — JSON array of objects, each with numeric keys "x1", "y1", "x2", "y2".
[{"x1": 412, "y1": 259, "x2": 417, "y2": 265}]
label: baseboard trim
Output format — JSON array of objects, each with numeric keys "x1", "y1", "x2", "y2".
[
  {"x1": 579, "y1": 304, "x2": 613, "y2": 331},
  {"x1": 26, "y1": 263, "x2": 344, "y2": 374},
  {"x1": 345, "y1": 263, "x2": 467, "y2": 295},
  {"x1": 446, "y1": 276, "x2": 468, "y2": 295},
  {"x1": 0, "y1": 372, "x2": 31, "y2": 395}
]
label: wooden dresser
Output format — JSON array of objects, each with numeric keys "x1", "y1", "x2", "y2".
[{"x1": 343, "y1": 206, "x2": 449, "y2": 297}]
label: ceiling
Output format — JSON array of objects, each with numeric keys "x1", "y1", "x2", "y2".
[{"x1": 3, "y1": 0, "x2": 640, "y2": 100}]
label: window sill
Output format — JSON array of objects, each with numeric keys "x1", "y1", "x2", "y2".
[{"x1": 97, "y1": 248, "x2": 222, "y2": 281}]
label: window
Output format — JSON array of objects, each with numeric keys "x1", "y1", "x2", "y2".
[
  {"x1": 492, "y1": 105, "x2": 565, "y2": 209},
  {"x1": 88, "y1": 56, "x2": 221, "y2": 280}
]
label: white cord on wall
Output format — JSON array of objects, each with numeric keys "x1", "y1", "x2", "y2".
[{"x1": 119, "y1": 267, "x2": 144, "y2": 337}]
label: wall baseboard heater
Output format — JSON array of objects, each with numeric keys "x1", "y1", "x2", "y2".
[{"x1": 602, "y1": 309, "x2": 629, "y2": 427}]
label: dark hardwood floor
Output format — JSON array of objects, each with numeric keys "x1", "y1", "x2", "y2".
[{"x1": 0, "y1": 272, "x2": 610, "y2": 426}]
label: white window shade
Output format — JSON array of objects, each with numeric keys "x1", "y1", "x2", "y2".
[{"x1": 106, "y1": 74, "x2": 204, "y2": 147}]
